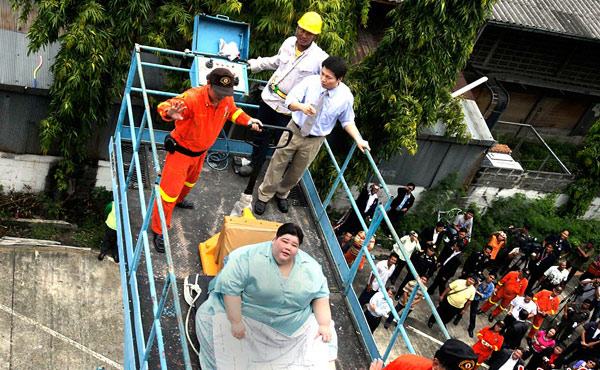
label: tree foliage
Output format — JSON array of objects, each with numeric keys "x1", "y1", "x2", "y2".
[
  {"x1": 10, "y1": 0, "x2": 367, "y2": 192},
  {"x1": 311, "y1": 0, "x2": 496, "y2": 191},
  {"x1": 563, "y1": 117, "x2": 600, "y2": 217}
]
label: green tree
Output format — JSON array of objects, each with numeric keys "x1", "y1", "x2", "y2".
[
  {"x1": 10, "y1": 0, "x2": 367, "y2": 192},
  {"x1": 563, "y1": 118, "x2": 600, "y2": 216},
  {"x1": 312, "y1": 0, "x2": 496, "y2": 191}
]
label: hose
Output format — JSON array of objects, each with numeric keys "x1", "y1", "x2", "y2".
[
  {"x1": 206, "y1": 129, "x2": 230, "y2": 171},
  {"x1": 185, "y1": 292, "x2": 202, "y2": 356}
]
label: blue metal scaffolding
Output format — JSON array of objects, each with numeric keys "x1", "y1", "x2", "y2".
[{"x1": 110, "y1": 39, "x2": 450, "y2": 370}]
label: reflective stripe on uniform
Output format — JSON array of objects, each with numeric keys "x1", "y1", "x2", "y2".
[
  {"x1": 499, "y1": 304, "x2": 507, "y2": 311},
  {"x1": 231, "y1": 108, "x2": 244, "y2": 123},
  {"x1": 488, "y1": 296, "x2": 499, "y2": 305},
  {"x1": 159, "y1": 186, "x2": 178, "y2": 202},
  {"x1": 184, "y1": 181, "x2": 195, "y2": 188},
  {"x1": 532, "y1": 323, "x2": 541, "y2": 330}
]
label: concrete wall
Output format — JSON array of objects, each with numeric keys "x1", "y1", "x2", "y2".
[
  {"x1": 0, "y1": 152, "x2": 112, "y2": 194},
  {"x1": 0, "y1": 152, "x2": 59, "y2": 192},
  {"x1": 469, "y1": 166, "x2": 600, "y2": 220}
]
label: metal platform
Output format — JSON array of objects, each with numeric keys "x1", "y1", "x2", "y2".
[{"x1": 125, "y1": 148, "x2": 370, "y2": 369}]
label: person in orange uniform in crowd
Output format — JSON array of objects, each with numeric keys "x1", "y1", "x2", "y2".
[
  {"x1": 344, "y1": 230, "x2": 375, "y2": 270},
  {"x1": 383, "y1": 338, "x2": 478, "y2": 370},
  {"x1": 151, "y1": 68, "x2": 262, "y2": 252},
  {"x1": 479, "y1": 269, "x2": 528, "y2": 321},
  {"x1": 488, "y1": 230, "x2": 506, "y2": 261},
  {"x1": 527, "y1": 287, "x2": 562, "y2": 339},
  {"x1": 472, "y1": 321, "x2": 505, "y2": 369}
]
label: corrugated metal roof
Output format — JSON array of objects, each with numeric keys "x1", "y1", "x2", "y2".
[
  {"x1": 0, "y1": 29, "x2": 58, "y2": 89},
  {"x1": 491, "y1": 0, "x2": 600, "y2": 40}
]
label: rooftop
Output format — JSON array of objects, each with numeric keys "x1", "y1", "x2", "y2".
[{"x1": 489, "y1": 0, "x2": 600, "y2": 41}]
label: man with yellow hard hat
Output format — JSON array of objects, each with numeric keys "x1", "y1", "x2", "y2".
[{"x1": 238, "y1": 11, "x2": 328, "y2": 197}]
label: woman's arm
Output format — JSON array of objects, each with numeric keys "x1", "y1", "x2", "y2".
[
  {"x1": 312, "y1": 297, "x2": 332, "y2": 343},
  {"x1": 224, "y1": 295, "x2": 245, "y2": 339}
]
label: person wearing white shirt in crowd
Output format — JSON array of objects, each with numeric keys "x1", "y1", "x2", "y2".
[
  {"x1": 488, "y1": 347, "x2": 524, "y2": 370},
  {"x1": 389, "y1": 231, "x2": 421, "y2": 285},
  {"x1": 534, "y1": 260, "x2": 569, "y2": 292},
  {"x1": 254, "y1": 56, "x2": 370, "y2": 215},
  {"x1": 358, "y1": 252, "x2": 399, "y2": 305},
  {"x1": 364, "y1": 286, "x2": 395, "y2": 333},
  {"x1": 503, "y1": 293, "x2": 537, "y2": 327},
  {"x1": 449, "y1": 210, "x2": 474, "y2": 239}
]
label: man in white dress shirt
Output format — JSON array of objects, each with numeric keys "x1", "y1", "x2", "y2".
[
  {"x1": 358, "y1": 252, "x2": 399, "y2": 305},
  {"x1": 254, "y1": 56, "x2": 370, "y2": 215}
]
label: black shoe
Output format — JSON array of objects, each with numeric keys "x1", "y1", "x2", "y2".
[
  {"x1": 254, "y1": 200, "x2": 266, "y2": 215},
  {"x1": 98, "y1": 252, "x2": 106, "y2": 261},
  {"x1": 468, "y1": 328, "x2": 474, "y2": 338},
  {"x1": 154, "y1": 234, "x2": 165, "y2": 253},
  {"x1": 275, "y1": 197, "x2": 289, "y2": 213},
  {"x1": 427, "y1": 320, "x2": 434, "y2": 328},
  {"x1": 488, "y1": 314, "x2": 494, "y2": 323},
  {"x1": 113, "y1": 254, "x2": 119, "y2": 263},
  {"x1": 453, "y1": 317, "x2": 461, "y2": 326},
  {"x1": 476, "y1": 309, "x2": 484, "y2": 315},
  {"x1": 175, "y1": 199, "x2": 194, "y2": 209},
  {"x1": 384, "y1": 322, "x2": 390, "y2": 330}
]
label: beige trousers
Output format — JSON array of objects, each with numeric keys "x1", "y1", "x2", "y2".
[{"x1": 258, "y1": 120, "x2": 325, "y2": 202}]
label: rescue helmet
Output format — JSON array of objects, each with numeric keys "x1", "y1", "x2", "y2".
[{"x1": 297, "y1": 11, "x2": 322, "y2": 35}]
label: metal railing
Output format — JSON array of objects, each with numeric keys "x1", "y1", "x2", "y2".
[
  {"x1": 304, "y1": 140, "x2": 451, "y2": 362},
  {"x1": 111, "y1": 43, "x2": 451, "y2": 368},
  {"x1": 495, "y1": 121, "x2": 571, "y2": 175}
]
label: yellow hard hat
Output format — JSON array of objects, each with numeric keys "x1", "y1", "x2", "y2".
[{"x1": 297, "y1": 11, "x2": 322, "y2": 35}]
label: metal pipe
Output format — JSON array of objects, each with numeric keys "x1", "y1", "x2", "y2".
[
  {"x1": 451, "y1": 76, "x2": 488, "y2": 98},
  {"x1": 497, "y1": 121, "x2": 571, "y2": 174}
]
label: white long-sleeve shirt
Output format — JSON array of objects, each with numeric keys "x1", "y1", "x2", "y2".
[
  {"x1": 368, "y1": 260, "x2": 396, "y2": 292},
  {"x1": 367, "y1": 291, "x2": 392, "y2": 318},
  {"x1": 248, "y1": 36, "x2": 328, "y2": 115}
]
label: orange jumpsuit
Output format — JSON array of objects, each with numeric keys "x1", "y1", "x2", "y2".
[
  {"x1": 480, "y1": 271, "x2": 527, "y2": 317},
  {"x1": 385, "y1": 354, "x2": 433, "y2": 370},
  {"x1": 528, "y1": 289, "x2": 560, "y2": 338},
  {"x1": 472, "y1": 326, "x2": 504, "y2": 368},
  {"x1": 152, "y1": 86, "x2": 251, "y2": 235},
  {"x1": 489, "y1": 234, "x2": 505, "y2": 260}
]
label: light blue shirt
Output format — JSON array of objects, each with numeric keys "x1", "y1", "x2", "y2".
[
  {"x1": 285, "y1": 74, "x2": 355, "y2": 137},
  {"x1": 396, "y1": 194, "x2": 410, "y2": 211},
  {"x1": 198, "y1": 241, "x2": 329, "y2": 336}
]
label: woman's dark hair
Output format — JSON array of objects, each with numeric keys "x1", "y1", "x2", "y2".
[
  {"x1": 322, "y1": 56, "x2": 348, "y2": 79},
  {"x1": 276, "y1": 223, "x2": 304, "y2": 245}
]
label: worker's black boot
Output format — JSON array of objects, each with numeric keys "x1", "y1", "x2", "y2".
[
  {"x1": 154, "y1": 234, "x2": 165, "y2": 253},
  {"x1": 175, "y1": 199, "x2": 194, "y2": 209}
]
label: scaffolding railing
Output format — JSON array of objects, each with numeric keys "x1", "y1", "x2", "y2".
[{"x1": 111, "y1": 43, "x2": 450, "y2": 369}]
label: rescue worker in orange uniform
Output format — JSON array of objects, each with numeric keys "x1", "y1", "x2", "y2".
[
  {"x1": 528, "y1": 286, "x2": 562, "y2": 339},
  {"x1": 472, "y1": 321, "x2": 505, "y2": 369},
  {"x1": 384, "y1": 338, "x2": 477, "y2": 370},
  {"x1": 479, "y1": 269, "x2": 528, "y2": 321},
  {"x1": 152, "y1": 68, "x2": 262, "y2": 252}
]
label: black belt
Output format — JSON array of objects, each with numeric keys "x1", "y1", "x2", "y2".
[
  {"x1": 164, "y1": 134, "x2": 207, "y2": 157},
  {"x1": 294, "y1": 122, "x2": 319, "y2": 138}
]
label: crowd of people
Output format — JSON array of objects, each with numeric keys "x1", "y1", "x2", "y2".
[{"x1": 336, "y1": 183, "x2": 600, "y2": 370}]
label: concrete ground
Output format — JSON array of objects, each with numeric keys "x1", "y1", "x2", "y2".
[{"x1": 0, "y1": 244, "x2": 124, "y2": 370}]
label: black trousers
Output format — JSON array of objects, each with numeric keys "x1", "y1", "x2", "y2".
[
  {"x1": 358, "y1": 287, "x2": 376, "y2": 306},
  {"x1": 429, "y1": 297, "x2": 462, "y2": 325},
  {"x1": 452, "y1": 299, "x2": 480, "y2": 330},
  {"x1": 364, "y1": 310, "x2": 382, "y2": 333},
  {"x1": 100, "y1": 225, "x2": 118, "y2": 256},
  {"x1": 427, "y1": 272, "x2": 448, "y2": 297},
  {"x1": 243, "y1": 102, "x2": 291, "y2": 194},
  {"x1": 389, "y1": 259, "x2": 408, "y2": 284}
]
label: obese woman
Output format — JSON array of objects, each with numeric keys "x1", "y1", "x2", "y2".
[{"x1": 195, "y1": 223, "x2": 337, "y2": 369}]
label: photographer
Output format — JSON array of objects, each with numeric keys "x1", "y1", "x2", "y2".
[{"x1": 555, "y1": 299, "x2": 592, "y2": 343}]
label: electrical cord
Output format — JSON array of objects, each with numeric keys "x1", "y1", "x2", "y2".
[
  {"x1": 206, "y1": 129, "x2": 230, "y2": 171},
  {"x1": 185, "y1": 289, "x2": 202, "y2": 357}
]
